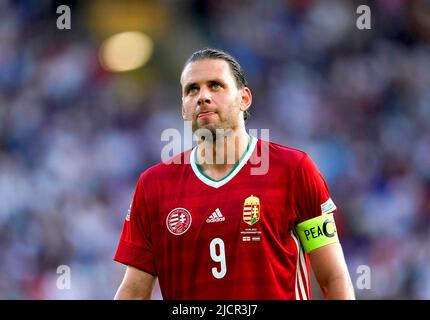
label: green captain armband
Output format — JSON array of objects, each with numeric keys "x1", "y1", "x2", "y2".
[{"x1": 295, "y1": 213, "x2": 339, "y2": 253}]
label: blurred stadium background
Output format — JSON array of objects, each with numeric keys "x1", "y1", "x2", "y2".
[{"x1": 1, "y1": 0, "x2": 430, "y2": 299}]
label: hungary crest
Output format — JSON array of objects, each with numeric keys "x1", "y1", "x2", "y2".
[{"x1": 243, "y1": 195, "x2": 260, "y2": 225}]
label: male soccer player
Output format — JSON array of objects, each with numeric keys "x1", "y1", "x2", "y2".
[{"x1": 113, "y1": 48, "x2": 355, "y2": 300}]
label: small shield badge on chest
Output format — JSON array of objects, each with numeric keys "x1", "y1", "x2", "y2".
[{"x1": 243, "y1": 194, "x2": 260, "y2": 226}]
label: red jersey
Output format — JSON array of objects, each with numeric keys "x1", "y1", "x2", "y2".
[{"x1": 114, "y1": 136, "x2": 337, "y2": 299}]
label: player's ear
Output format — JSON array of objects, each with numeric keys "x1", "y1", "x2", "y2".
[{"x1": 240, "y1": 87, "x2": 252, "y2": 112}]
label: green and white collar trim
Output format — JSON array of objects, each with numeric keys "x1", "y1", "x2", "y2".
[{"x1": 190, "y1": 135, "x2": 257, "y2": 189}]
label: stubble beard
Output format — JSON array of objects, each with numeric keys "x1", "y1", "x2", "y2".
[
  {"x1": 193, "y1": 100, "x2": 240, "y2": 142},
  {"x1": 193, "y1": 116, "x2": 237, "y2": 143}
]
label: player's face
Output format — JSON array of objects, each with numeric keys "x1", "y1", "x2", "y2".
[{"x1": 181, "y1": 59, "x2": 250, "y2": 136}]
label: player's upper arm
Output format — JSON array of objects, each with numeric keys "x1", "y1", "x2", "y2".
[
  {"x1": 114, "y1": 265, "x2": 157, "y2": 300},
  {"x1": 294, "y1": 213, "x2": 355, "y2": 299},
  {"x1": 308, "y1": 242, "x2": 355, "y2": 299}
]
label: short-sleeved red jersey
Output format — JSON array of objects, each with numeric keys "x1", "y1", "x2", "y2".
[{"x1": 114, "y1": 136, "x2": 337, "y2": 299}]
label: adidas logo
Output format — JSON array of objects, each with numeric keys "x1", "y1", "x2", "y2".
[{"x1": 206, "y1": 208, "x2": 225, "y2": 223}]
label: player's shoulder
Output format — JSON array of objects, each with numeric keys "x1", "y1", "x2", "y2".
[
  {"x1": 138, "y1": 149, "x2": 192, "y2": 182},
  {"x1": 263, "y1": 139, "x2": 308, "y2": 164}
]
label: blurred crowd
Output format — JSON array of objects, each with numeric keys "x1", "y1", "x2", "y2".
[{"x1": 0, "y1": 0, "x2": 429, "y2": 299}]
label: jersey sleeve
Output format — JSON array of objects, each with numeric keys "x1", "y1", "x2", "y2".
[
  {"x1": 113, "y1": 173, "x2": 157, "y2": 275},
  {"x1": 293, "y1": 154, "x2": 337, "y2": 223}
]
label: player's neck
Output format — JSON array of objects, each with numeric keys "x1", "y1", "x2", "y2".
[{"x1": 196, "y1": 129, "x2": 250, "y2": 180}]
